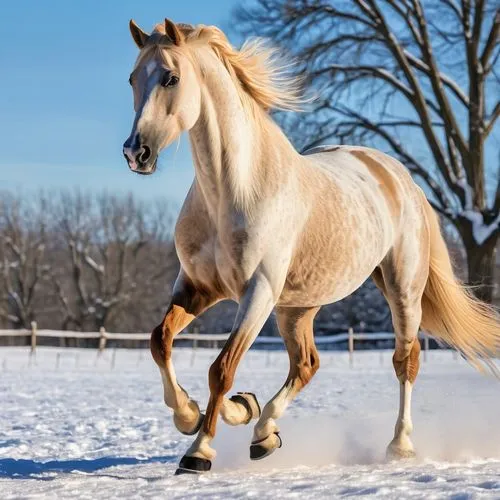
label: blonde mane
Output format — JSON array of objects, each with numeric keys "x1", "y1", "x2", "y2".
[{"x1": 148, "y1": 23, "x2": 303, "y2": 113}]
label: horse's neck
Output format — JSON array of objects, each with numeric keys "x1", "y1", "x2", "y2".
[
  {"x1": 188, "y1": 55, "x2": 294, "y2": 216},
  {"x1": 189, "y1": 61, "x2": 259, "y2": 212}
]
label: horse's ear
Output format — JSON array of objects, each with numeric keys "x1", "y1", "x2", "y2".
[
  {"x1": 129, "y1": 19, "x2": 149, "y2": 49},
  {"x1": 164, "y1": 18, "x2": 184, "y2": 45}
]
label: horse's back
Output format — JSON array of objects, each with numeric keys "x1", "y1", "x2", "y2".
[
  {"x1": 278, "y1": 145, "x2": 426, "y2": 307},
  {"x1": 302, "y1": 145, "x2": 423, "y2": 227}
]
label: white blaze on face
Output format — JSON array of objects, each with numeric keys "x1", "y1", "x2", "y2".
[
  {"x1": 125, "y1": 61, "x2": 160, "y2": 171},
  {"x1": 145, "y1": 60, "x2": 157, "y2": 78},
  {"x1": 139, "y1": 59, "x2": 161, "y2": 123}
]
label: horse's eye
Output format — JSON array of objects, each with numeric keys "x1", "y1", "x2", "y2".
[{"x1": 162, "y1": 73, "x2": 179, "y2": 87}]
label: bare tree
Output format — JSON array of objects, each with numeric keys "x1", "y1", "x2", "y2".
[
  {"x1": 48, "y1": 191, "x2": 177, "y2": 332},
  {"x1": 234, "y1": 0, "x2": 500, "y2": 301},
  {"x1": 0, "y1": 189, "x2": 179, "y2": 335},
  {"x1": 0, "y1": 192, "x2": 50, "y2": 328}
]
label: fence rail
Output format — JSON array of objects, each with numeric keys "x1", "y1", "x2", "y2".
[{"x1": 0, "y1": 323, "x2": 431, "y2": 363}]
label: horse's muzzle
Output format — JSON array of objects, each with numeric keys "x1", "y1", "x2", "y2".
[
  {"x1": 128, "y1": 157, "x2": 158, "y2": 175},
  {"x1": 123, "y1": 138, "x2": 158, "y2": 175}
]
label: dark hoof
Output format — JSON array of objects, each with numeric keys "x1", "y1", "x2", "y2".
[
  {"x1": 174, "y1": 467, "x2": 199, "y2": 476},
  {"x1": 250, "y1": 444, "x2": 270, "y2": 460},
  {"x1": 175, "y1": 455, "x2": 212, "y2": 475},
  {"x1": 250, "y1": 432, "x2": 282, "y2": 460},
  {"x1": 230, "y1": 392, "x2": 261, "y2": 424}
]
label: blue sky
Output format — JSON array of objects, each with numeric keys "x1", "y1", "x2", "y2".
[
  {"x1": 2, "y1": 2, "x2": 497, "y2": 211},
  {"x1": 0, "y1": 0, "x2": 238, "y2": 208}
]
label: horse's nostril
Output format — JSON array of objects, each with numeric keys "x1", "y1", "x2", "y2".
[{"x1": 139, "y1": 145, "x2": 151, "y2": 163}]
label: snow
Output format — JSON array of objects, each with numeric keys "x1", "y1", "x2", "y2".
[
  {"x1": 456, "y1": 177, "x2": 500, "y2": 245},
  {"x1": 1, "y1": 347, "x2": 499, "y2": 499},
  {"x1": 462, "y1": 209, "x2": 500, "y2": 246},
  {"x1": 457, "y1": 177, "x2": 474, "y2": 211}
]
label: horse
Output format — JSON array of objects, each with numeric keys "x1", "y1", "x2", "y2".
[{"x1": 122, "y1": 19, "x2": 500, "y2": 474}]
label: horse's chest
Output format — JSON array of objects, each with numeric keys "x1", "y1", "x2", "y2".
[
  {"x1": 176, "y1": 229, "x2": 264, "y2": 299},
  {"x1": 213, "y1": 229, "x2": 272, "y2": 297}
]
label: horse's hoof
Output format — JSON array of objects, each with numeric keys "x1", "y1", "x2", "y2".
[
  {"x1": 174, "y1": 400, "x2": 205, "y2": 436},
  {"x1": 175, "y1": 455, "x2": 212, "y2": 475},
  {"x1": 250, "y1": 432, "x2": 282, "y2": 460},
  {"x1": 230, "y1": 392, "x2": 261, "y2": 424},
  {"x1": 386, "y1": 443, "x2": 416, "y2": 461}
]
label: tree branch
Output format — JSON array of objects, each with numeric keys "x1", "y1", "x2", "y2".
[
  {"x1": 480, "y1": 9, "x2": 499, "y2": 68},
  {"x1": 359, "y1": 0, "x2": 464, "y2": 201},
  {"x1": 403, "y1": 50, "x2": 469, "y2": 107},
  {"x1": 311, "y1": 65, "x2": 442, "y2": 116},
  {"x1": 485, "y1": 100, "x2": 500, "y2": 136},
  {"x1": 322, "y1": 104, "x2": 456, "y2": 214},
  {"x1": 410, "y1": 0, "x2": 470, "y2": 162}
]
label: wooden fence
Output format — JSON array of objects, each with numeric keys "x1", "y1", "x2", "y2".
[{"x1": 0, "y1": 323, "x2": 433, "y2": 364}]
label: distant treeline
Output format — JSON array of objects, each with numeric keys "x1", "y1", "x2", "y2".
[{"x1": 1, "y1": 189, "x2": 479, "y2": 338}]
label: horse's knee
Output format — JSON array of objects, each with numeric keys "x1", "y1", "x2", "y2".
[
  {"x1": 310, "y1": 348, "x2": 320, "y2": 375},
  {"x1": 294, "y1": 348, "x2": 320, "y2": 389},
  {"x1": 151, "y1": 302, "x2": 195, "y2": 368},
  {"x1": 393, "y1": 339, "x2": 420, "y2": 383},
  {"x1": 209, "y1": 353, "x2": 235, "y2": 396}
]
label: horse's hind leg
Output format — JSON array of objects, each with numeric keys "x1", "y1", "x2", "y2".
[
  {"x1": 377, "y1": 243, "x2": 429, "y2": 460},
  {"x1": 251, "y1": 306, "x2": 320, "y2": 460}
]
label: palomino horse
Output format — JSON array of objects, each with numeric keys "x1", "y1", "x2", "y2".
[{"x1": 123, "y1": 19, "x2": 500, "y2": 474}]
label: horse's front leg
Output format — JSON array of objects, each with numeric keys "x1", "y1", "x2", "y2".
[
  {"x1": 251, "y1": 306, "x2": 320, "y2": 460},
  {"x1": 176, "y1": 273, "x2": 276, "y2": 474},
  {"x1": 150, "y1": 276, "x2": 219, "y2": 436}
]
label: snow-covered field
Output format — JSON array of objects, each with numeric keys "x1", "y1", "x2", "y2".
[{"x1": 1, "y1": 347, "x2": 499, "y2": 499}]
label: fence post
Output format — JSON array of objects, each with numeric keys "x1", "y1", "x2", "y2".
[
  {"x1": 30, "y1": 321, "x2": 37, "y2": 355},
  {"x1": 98, "y1": 327, "x2": 107, "y2": 354},
  {"x1": 348, "y1": 327, "x2": 354, "y2": 367},
  {"x1": 423, "y1": 335, "x2": 429, "y2": 362},
  {"x1": 266, "y1": 350, "x2": 271, "y2": 368},
  {"x1": 193, "y1": 325, "x2": 199, "y2": 350}
]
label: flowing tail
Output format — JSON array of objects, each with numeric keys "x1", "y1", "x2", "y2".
[{"x1": 420, "y1": 201, "x2": 500, "y2": 376}]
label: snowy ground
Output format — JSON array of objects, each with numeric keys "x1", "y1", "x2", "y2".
[{"x1": 0, "y1": 347, "x2": 499, "y2": 499}]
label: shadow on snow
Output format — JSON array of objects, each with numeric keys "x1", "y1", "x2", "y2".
[{"x1": 0, "y1": 455, "x2": 177, "y2": 480}]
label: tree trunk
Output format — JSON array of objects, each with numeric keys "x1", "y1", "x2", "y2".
[{"x1": 464, "y1": 236, "x2": 498, "y2": 304}]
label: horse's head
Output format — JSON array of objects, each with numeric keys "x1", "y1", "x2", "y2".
[{"x1": 123, "y1": 19, "x2": 201, "y2": 175}]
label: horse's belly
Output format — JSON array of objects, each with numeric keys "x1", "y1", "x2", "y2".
[{"x1": 278, "y1": 253, "x2": 378, "y2": 307}]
